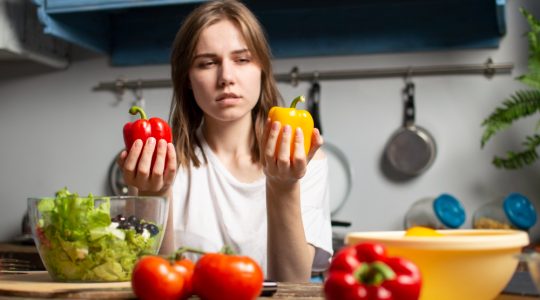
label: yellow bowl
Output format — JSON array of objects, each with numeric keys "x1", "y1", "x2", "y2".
[{"x1": 345, "y1": 229, "x2": 529, "y2": 300}]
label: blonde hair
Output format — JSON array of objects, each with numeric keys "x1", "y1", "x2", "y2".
[{"x1": 169, "y1": 0, "x2": 282, "y2": 168}]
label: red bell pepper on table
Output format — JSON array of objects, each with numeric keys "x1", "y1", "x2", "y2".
[
  {"x1": 123, "y1": 105, "x2": 172, "y2": 150},
  {"x1": 324, "y1": 242, "x2": 421, "y2": 300}
]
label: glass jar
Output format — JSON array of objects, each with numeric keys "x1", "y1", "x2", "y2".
[
  {"x1": 404, "y1": 193, "x2": 466, "y2": 229},
  {"x1": 473, "y1": 193, "x2": 537, "y2": 230}
]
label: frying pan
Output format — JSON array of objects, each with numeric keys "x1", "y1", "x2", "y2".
[
  {"x1": 306, "y1": 82, "x2": 353, "y2": 216},
  {"x1": 385, "y1": 82, "x2": 437, "y2": 176},
  {"x1": 109, "y1": 151, "x2": 129, "y2": 196}
]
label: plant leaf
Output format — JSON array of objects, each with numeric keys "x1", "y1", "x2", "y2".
[
  {"x1": 492, "y1": 134, "x2": 540, "y2": 169},
  {"x1": 481, "y1": 89, "x2": 540, "y2": 146},
  {"x1": 518, "y1": 8, "x2": 540, "y2": 89}
]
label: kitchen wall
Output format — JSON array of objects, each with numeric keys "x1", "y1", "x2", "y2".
[{"x1": 1, "y1": 0, "x2": 540, "y2": 244}]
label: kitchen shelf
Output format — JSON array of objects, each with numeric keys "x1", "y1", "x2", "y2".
[{"x1": 32, "y1": 0, "x2": 507, "y2": 66}]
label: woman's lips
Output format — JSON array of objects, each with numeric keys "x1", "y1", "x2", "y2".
[
  {"x1": 216, "y1": 93, "x2": 241, "y2": 105},
  {"x1": 217, "y1": 93, "x2": 240, "y2": 101}
]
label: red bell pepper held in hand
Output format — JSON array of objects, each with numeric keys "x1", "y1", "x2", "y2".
[
  {"x1": 123, "y1": 106, "x2": 172, "y2": 151},
  {"x1": 324, "y1": 242, "x2": 421, "y2": 300}
]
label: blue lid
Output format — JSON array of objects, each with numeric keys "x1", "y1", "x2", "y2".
[
  {"x1": 433, "y1": 194, "x2": 466, "y2": 228},
  {"x1": 503, "y1": 193, "x2": 537, "y2": 230}
]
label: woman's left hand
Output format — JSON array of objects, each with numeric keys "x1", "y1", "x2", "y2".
[{"x1": 261, "y1": 118, "x2": 323, "y2": 185}]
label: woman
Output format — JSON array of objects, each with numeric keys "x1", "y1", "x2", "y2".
[{"x1": 118, "y1": 0, "x2": 332, "y2": 282}]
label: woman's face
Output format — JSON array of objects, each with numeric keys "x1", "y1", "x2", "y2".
[{"x1": 189, "y1": 19, "x2": 262, "y2": 124}]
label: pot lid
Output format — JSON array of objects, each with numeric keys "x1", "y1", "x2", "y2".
[
  {"x1": 433, "y1": 193, "x2": 466, "y2": 228},
  {"x1": 503, "y1": 193, "x2": 537, "y2": 230}
]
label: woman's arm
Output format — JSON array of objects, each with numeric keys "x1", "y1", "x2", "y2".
[
  {"x1": 266, "y1": 180, "x2": 315, "y2": 282},
  {"x1": 262, "y1": 120, "x2": 324, "y2": 282}
]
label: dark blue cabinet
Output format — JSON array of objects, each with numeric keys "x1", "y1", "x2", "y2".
[{"x1": 33, "y1": 0, "x2": 506, "y2": 66}]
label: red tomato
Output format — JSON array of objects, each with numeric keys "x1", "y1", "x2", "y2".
[
  {"x1": 173, "y1": 258, "x2": 195, "y2": 299},
  {"x1": 193, "y1": 253, "x2": 263, "y2": 300},
  {"x1": 131, "y1": 256, "x2": 184, "y2": 300}
]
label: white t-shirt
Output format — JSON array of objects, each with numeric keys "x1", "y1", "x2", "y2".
[{"x1": 171, "y1": 132, "x2": 333, "y2": 275}]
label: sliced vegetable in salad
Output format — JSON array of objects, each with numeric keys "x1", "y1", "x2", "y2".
[{"x1": 35, "y1": 188, "x2": 161, "y2": 281}]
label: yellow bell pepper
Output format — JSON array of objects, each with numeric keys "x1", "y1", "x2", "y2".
[{"x1": 268, "y1": 95, "x2": 314, "y2": 157}]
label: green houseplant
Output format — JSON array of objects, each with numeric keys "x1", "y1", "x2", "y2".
[{"x1": 481, "y1": 8, "x2": 540, "y2": 170}]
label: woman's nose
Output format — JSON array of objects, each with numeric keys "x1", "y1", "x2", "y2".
[{"x1": 218, "y1": 60, "x2": 234, "y2": 87}]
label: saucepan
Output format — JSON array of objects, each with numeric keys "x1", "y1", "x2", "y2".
[{"x1": 384, "y1": 81, "x2": 437, "y2": 176}]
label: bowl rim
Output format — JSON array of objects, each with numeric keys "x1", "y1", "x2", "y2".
[
  {"x1": 345, "y1": 229, "x2": 529, "y2": 250},
  {"x1": 27, "y1": 195, "x2": 167, "y2": 201}
]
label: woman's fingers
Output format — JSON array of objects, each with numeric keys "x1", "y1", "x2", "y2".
[
  {"x1": 122, "y1": 139, "x2": 143, "y2": 183},
  {"x1": 149, "y1": 139, "x2": 168, "y2": 187},
  {"x1": 117, "y1": 150, "x2": 127, "y2": 167},
  {"x1": 276, "y1": 125, "x2": 292, "y2": 170},
  {"x1": 136, "y1": 137, "x2": 157, "y2": 183},
  {"x1": 292, "y1": 128, "x2": 307, "y2": 174},
  {"x1": 307, "y1": 128, "x2": 323, "y2": 162},
  {"x1": 264, "y1": 121, "x2": 281, "y2": 165},
  {"x1": 163, "y1": 143, "x2": 177, "y2": 188},
  {"x1": 120, "y1": 138, "x2": 175, "y2": 194},
  {"x1": 260, "y1": 118, "x2": 272, "y2": 166}
]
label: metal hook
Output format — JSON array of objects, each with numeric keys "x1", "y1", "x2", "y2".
[
  {"x1": 132, "y1": 80, "x2": 146, "y2": 110},
  {"x1": 484, "y1": 58, "x2": 495, "y2": 78},
  {"x1": 134, "y1": 80, "x2": 143, "y2": 101},
  {"x1": 404, "y1": 67, "x2": 414, "y2": 84},
  {"x1": 114, "y1": 78, "x2": 125, "y2": 102},
  {"x1": 312, "y1": 71, "x2": 320, "y2": 84},
  {"x1": 290, "y1": 66, "x2": 299, "y2": 87}
]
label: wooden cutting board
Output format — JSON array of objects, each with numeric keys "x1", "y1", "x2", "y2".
[{"x1": 0, "y1": 271, "x2": 135, "y2": 299}]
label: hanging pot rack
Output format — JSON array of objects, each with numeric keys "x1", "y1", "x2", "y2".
[{"x1": 93, "y1": 58, "x2": 513, "y2": 97}]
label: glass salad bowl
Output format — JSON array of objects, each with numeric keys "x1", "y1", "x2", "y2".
[{"x1": 28, "y1": 189, "x2": 168, "y2": 282}]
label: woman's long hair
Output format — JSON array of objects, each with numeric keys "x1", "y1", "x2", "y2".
[{"x1": 169, "y1": 0, "x2": 282, "y2": 168}]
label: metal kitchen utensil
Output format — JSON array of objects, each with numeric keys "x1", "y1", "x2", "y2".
[
  {"x1": 385, "y1": 81, "x2": 437, "y2": 176},
  {"x1": 108, "y1": 151, "x2": 129, "y2": 196},
  {"x1": 306, "y1": 81, "x2": 353, "y2": 215}
]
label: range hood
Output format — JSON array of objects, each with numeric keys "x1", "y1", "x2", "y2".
[{"x1": 0, "y1": 0, "x2": 68, "y2": 69}]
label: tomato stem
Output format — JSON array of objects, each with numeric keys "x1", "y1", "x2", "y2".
[
  {"x1": 290, "y1": 95, "x2": 305, "y2": 109},
  {"x1": 173, "y1": 246, "x2": 207, "y2": 261},
  {"x1": 219, "y1": 245, "x2": 236, "y2": 255},
  {"x1": 129, "y1": 106, "x2": 147, "y2": 120}
]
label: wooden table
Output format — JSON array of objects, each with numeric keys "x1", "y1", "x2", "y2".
[{"x1": 0, "y1": 272, "x2": 536, "y2": 299}]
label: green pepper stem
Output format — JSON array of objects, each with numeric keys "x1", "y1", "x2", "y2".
[
  {"x1": 354, "y1": 261, "x2": 396, "y2": 286},
  {"x1": 129, "y1": 106, "x2": 147, "y2": 120},
  {"x1": 290, "y1": 95, "x2": 305, "y2": 109}
]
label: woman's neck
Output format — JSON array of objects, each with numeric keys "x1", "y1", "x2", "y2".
[
  {"x1": 201, "y1": 116, "x2": 254, "y2": 158},
  {"x1": 201, "y1": 116, "x2": 263, "y2": 183}
]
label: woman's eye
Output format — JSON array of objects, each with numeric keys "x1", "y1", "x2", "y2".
[
  {"x1": 197, "y1": 60, "x2": 216, "y2": 68},
  {"x1": 236, "y1": 57, "x2": 251, "y2": 64}
]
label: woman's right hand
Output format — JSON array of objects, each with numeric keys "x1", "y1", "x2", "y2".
[{"x1": 117, "y1": 137, "x2": 177, "y2": 196}]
